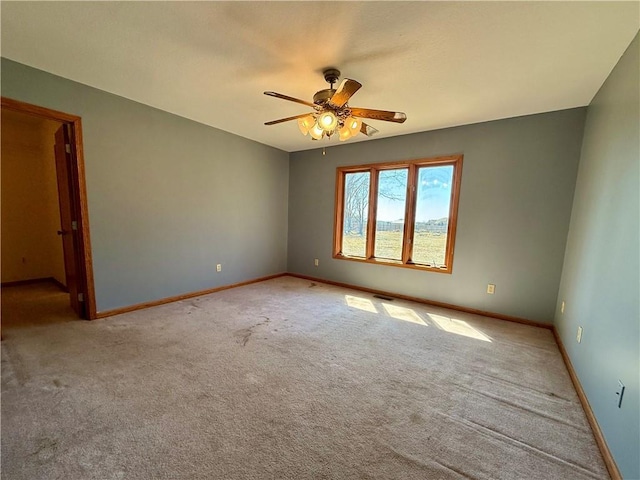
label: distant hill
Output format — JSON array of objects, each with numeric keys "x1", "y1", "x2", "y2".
[
  {"x1": 376, "y1": 217, "x2": 448, "y2": 233},
  {"x1": 418, "y1": 217, "x2": 448, "y2": 226}
]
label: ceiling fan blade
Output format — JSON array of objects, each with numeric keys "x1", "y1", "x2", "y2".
[
  {"x1": 350, "y1": 107, "x2": 407, "y2": 123},
  {"x1": 265, "y1": 113, "x2": 312, "y2": 126},
  {"x1": 328, "y1": 79, "x2": 362, "y2": 108},
  {"x1": 360, "y1": 122, "x2": 379, "y2": 137},
  {"x1": 264, "y1": 91, "x2": 316, "y2": 108}
]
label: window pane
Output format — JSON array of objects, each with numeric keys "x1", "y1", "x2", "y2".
[
  {"x1": 374, "y1": 169, "x2": 408, "y2": 260},
  {"x1": 412, "y1": 165, "x2": 454, "y2": 266},
  {"x1": 341, "y1": 172, "x2": 370, "y2": 257}
]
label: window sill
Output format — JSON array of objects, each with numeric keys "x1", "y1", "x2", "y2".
[{"x1": 333, "y1": 254, "x2": 452, "y2": 274}]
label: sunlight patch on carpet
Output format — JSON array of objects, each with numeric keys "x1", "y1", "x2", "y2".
[
  {"x1": 428, "y1": 313, "x2": 492, "y2": 342},
  {"x1": 382, "y1": 303, "x2": 428, "y2": 326},
  {"x1": 345, "y1": 295, "x2": 378, "y2": 313},
  {"x1": 344, "y1": 294, "x2": 490, "y2": 340}
]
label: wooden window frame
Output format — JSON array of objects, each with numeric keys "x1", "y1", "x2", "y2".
[{"x1": 333, "y1": 155, "x2": 463, "y2": 274}]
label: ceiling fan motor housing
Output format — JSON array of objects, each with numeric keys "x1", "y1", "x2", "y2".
[{"x1": 313, "y1": 89, "x2": 336, "y2": 105}]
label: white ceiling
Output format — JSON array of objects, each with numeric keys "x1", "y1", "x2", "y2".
[{"x1": 1, "y1": 2, "x2": 638, "y2": 152}]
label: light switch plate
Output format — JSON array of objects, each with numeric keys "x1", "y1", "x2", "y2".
[
  {"x1": 576, "y1": 326, "x2": 583, "y2": 343},
  {"x1": 616, "y1": 380, "x2": 625, "y2": 408}
]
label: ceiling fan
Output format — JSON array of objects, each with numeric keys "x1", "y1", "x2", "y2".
[{"x1": 264, "y1": 68, "x2": 407, "y2": 142}]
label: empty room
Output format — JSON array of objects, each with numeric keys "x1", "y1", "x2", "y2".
[{"x1": 1, "y1": 2, "x2": 638, "y2": 479}]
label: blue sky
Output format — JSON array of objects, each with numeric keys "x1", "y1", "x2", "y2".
[{"x1": 376, "y1": 166, "x2": 453, "y2": 222}]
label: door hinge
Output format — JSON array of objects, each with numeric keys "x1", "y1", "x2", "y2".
[
  {"x1": 71, "y1": 221, "x2": 78, "y2": 231},
  {"x1": 78, "y1": 293, "x2": 84, "y2": 302},
  {"x1": 65, "y1": 143, "x2": 71, "y2": 154}
]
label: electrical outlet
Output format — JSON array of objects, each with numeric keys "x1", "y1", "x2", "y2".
[
  {"x1": 561, "y1": 301, "x2": 565, "y2": 314},
  {"x1": 576, "y1": 326, "x2": 583, "y2": 343},
  {"x1": 314, "y1": 258, "x2": 319, "y2": 267},
  {"x1": 616, "y1": 380, "x2": 625, "y2": 408},
  {"x1": 487, "y1": 284, "x2": 495, "y2": 294},
  {"x1": 216, "y1": 264, "x2": 222, "y2": 272}
]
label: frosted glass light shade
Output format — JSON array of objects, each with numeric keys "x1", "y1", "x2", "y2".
[
  {"x1": 338, "y1": 125, "x2": 352, "y2": 141},
  {"x1": 298, "y1": 115, "x2": 315, "y2": 135},
  {"x1": 346, "y1": 116, "x2": 362, "y2": 136},
  {"x1": 309, "y1": 122, "x2": 325, "y2": 140},
  {"x1": 318, "y1": 111, "x2": 338, "y2": 132}
]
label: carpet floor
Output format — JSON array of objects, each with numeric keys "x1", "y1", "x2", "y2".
[{"x1": 1, "y1": 276, "x2": 608, "y2": 479}]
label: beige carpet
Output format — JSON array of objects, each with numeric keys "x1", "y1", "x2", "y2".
[{"x1": 1, "y1": 276, "x2": 608, "y2": 479}]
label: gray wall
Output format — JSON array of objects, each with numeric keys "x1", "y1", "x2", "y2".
[
  {"x1": 1, "y1": 59, "x2": 289, "y2": 312},
  {"x1": 288, "y1": 109, "x2": 586, "y2": 324},
  {"x1": 555, "y1": 34, "x2": 639, "y2": 479}
]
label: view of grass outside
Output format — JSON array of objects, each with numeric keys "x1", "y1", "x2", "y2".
[
  {"x1": 411, "y1": 230, "x2": 447, "y2": 266},
  {"x1": 343, "y1": 230, "x2": 447, "y2": 265},
  {"x1": 342, "y1": 233, "x2": 367, "y2": 257}
]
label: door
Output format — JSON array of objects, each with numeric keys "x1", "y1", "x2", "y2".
[{"x1": 54, "y1": 124, "x2": 82, "y2": 316}]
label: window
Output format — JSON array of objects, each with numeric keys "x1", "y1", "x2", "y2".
[{"x1": 333, "y1": 155, "x2": 463, "y2": 273}]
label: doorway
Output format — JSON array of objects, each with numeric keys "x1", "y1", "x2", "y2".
[{"x1": 1, "y1": 98, "x2": 96, "y2": 320}]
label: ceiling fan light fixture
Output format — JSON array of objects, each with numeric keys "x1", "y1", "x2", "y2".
[
  {"x1": 318, "y1": 111, "x2": 338, "y2": 132},
  {"x1": 309, "y1": 121, "x2": 325, "y2": 140},
  {"x1": 264, "y1": 68, "x2": 406, "y2": 144},
  {"x1": 298, "y1": 114, "x2": 315, "y2": 135}
]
